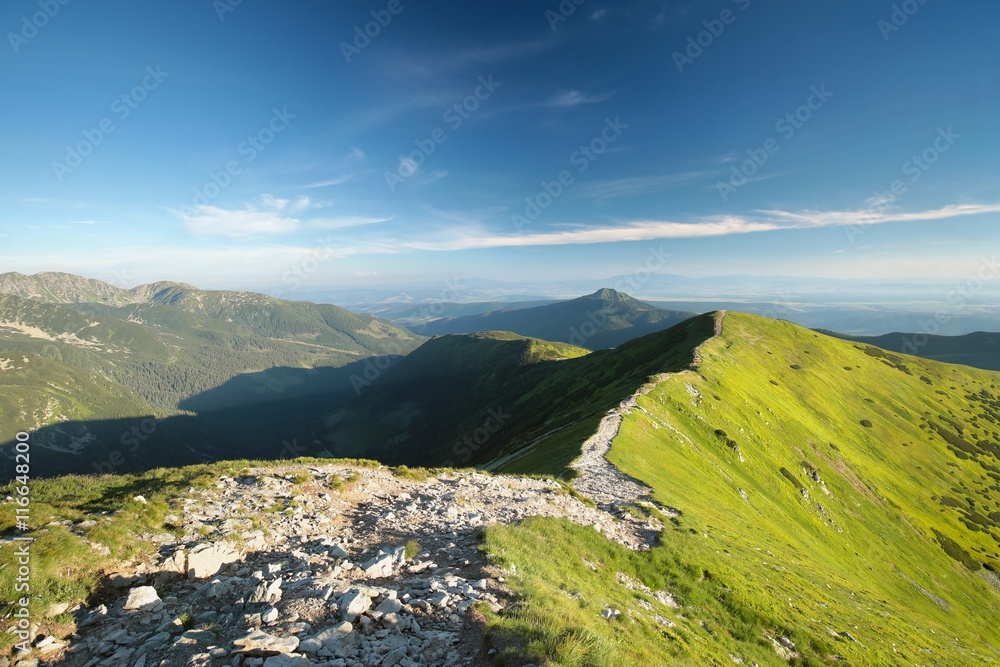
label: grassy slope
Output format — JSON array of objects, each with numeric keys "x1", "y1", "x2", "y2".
[
  {"x1": 0, "y1": 353, "x2": 156, "y2": 441},
  {"x1": 326, "y1": 315, "x2": 715, "y2": 471},
  {"x1": 483, "y1": 313, "x2": 1000, "y2": 665}
]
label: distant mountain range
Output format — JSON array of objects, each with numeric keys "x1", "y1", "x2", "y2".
[
  {"x1": 5, "y1": 271, "x2": 1000, "y2": 480},
  {"x1": 417, "y1": 288, "x2": 695, "y2": 350},
  {"x1": 828, "y1": 330, "x2": 1000, "y2": 371},
  {"x1": 0, "y1": 272, "x2": 424, "y2": 472}
]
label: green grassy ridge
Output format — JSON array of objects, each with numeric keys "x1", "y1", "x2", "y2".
[
  {"x1": 419, "y1": 288, "x2": 696, "y2": 350},
  {"x1": 614, "y1": 313, "x2": 1000, "y2": 662},
  {"x1": 137, "y1": 284, "x2": 423, "y2": 352},
  {"x1": 325, "y1": 315, "x2": 715, "y2": 471},
  {"x1": 479, "y1": 313, "x2": 1000, "y2": 665}
]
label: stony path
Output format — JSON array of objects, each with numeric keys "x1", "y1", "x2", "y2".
[
  {"x1": 569, "y1": 311, "x2": 727, "y2": 516},
  {"x1": 34, "y1": 464, "x2": 666, "y2": 667}
]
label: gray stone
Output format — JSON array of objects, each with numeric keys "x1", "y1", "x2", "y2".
[
  {"x1": 123, "y1": 586, "x2": 163, "y2": 612},
  {"x1": 263, "y1": 656, "x2": 312, "y2": 667},
  {"x1": 188, "y1": 542, "x2": 242, "y2": 580},
  {"x1": 381, "y1": 646, "x2": 408, "y2": 667},
  {"x1": 339, "y1": 590, "x2": 371, "y2": 622},
  {"x1": 249, "y1": 578, "x2": 283, "y2": 604},
  {"x1": 233, "y1": 629, "x2": 300, "y2": 656},
  {"x1": 374, "y1": 598, "x2": 403, "y2": 615}
]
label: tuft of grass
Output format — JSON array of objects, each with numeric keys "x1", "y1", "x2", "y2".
[
  {"x1": 404, "y1": 539, "x2": 422, "y2": 560},
  {"x1": 393, "y1": 465, "x2": 430, "y2": 482}
]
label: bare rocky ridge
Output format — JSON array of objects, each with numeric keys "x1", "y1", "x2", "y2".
[{"x1": 25, "y1": 463, "x2": 667, "y2": 667}]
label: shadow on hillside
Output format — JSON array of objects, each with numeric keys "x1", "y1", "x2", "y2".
[{"x1": 0, "y1": 355, "x2": 406, "y2": 481}]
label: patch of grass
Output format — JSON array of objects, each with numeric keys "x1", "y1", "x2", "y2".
[
  {"x1": 404, "y1": 539, "x2": 422, "y2": 560},
  {"x1": 289, "y1": 471, "x2": 312, "y2": 485},
  {"x1": 393, "y1": 465, "x2": 430, "y2": 482}
]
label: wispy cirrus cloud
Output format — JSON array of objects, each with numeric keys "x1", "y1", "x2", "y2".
[
  {"x1": 302, "y1": 175, "x2": 355, "y2": 189},
  {"x1": 172, "y1": 194, "x2": 316, "y2": 238},
  {"x1": 408, "y1": 202, "x2": 1000, "y2": 250},
  {"x1": 175, "y1": 204, "x2": 300, "y2": 238},
  {"x1": 545, "y1": 90, "x2": 614, "y2": 108},
  {"x1": 308, "y1": 215, "x2": 394, "y2": 230}
]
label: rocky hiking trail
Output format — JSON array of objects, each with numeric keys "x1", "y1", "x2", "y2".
[
  {"x1": 22, "y1": 465, "x2": 664, "y2": 667},
  {"x1": 570, "y1": 311, "x2": 726, "y2": 512},
  {"x1": 13, "y1": 315, "x2": 727, "y2": 667}
]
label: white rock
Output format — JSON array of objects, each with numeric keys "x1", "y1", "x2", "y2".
[
  {"x1": 123, "y1": 586, "x2": 163, "y2": 612},
  {"x1": 340, "y1": 590, "x2": 371, "y2": 622},
  {"x1": 262, "y1": 607, "x2": 279, "y2": 624},
  {"x1": 375, "y1": 598, "x2": 403, "y2": 615},
  {"x1": 232, "y1": 629, "x2": 300, "y2": 655},
  {"x1": 186, "y1": 542, "x2": 241, "y2": 580}
]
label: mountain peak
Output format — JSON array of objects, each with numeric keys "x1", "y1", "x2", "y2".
[{"x1": 586, "y1": 288, "x2": 638, "y2": 302}]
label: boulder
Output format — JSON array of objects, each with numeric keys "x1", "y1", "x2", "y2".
[
  {"x1": 187, "y1": 542, "x2": 241, "y2": 580},
  {"x1": 232, "y1": 629, "x2": 299, "y2": 656},
  {"x1": 123, "y1": 586, "x2": 163, "y2": 612},
  {"x1": 340, "y1": 589, "x2": 371, "y2": 622}
]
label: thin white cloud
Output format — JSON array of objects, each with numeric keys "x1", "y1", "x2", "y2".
[
  {"x1": 302, "y1": 175, "x2": 354, "y2": 189},
  {"x1": 409, "y1": 202, "x2": 1000, "y2": 251},
  {"x1": 757, "y1": 203, "x2": 1000, "y2": 227},
  {"x1": 308, "y1": 215, "x2": 394, "y2": 230},
  {"x1": 175, "y1": 205, "x2": 300, "y2": 238},
  {"x1": 408, "y1": 218, "x2": 780, "y2": 250},
  {"x1": 545, "y1": 90, "x2": 614, "y2": 108}
]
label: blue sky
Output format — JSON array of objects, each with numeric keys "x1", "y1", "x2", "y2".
[{"x1": 1, "y1": 0, "x2": 998, "y2": 293}]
